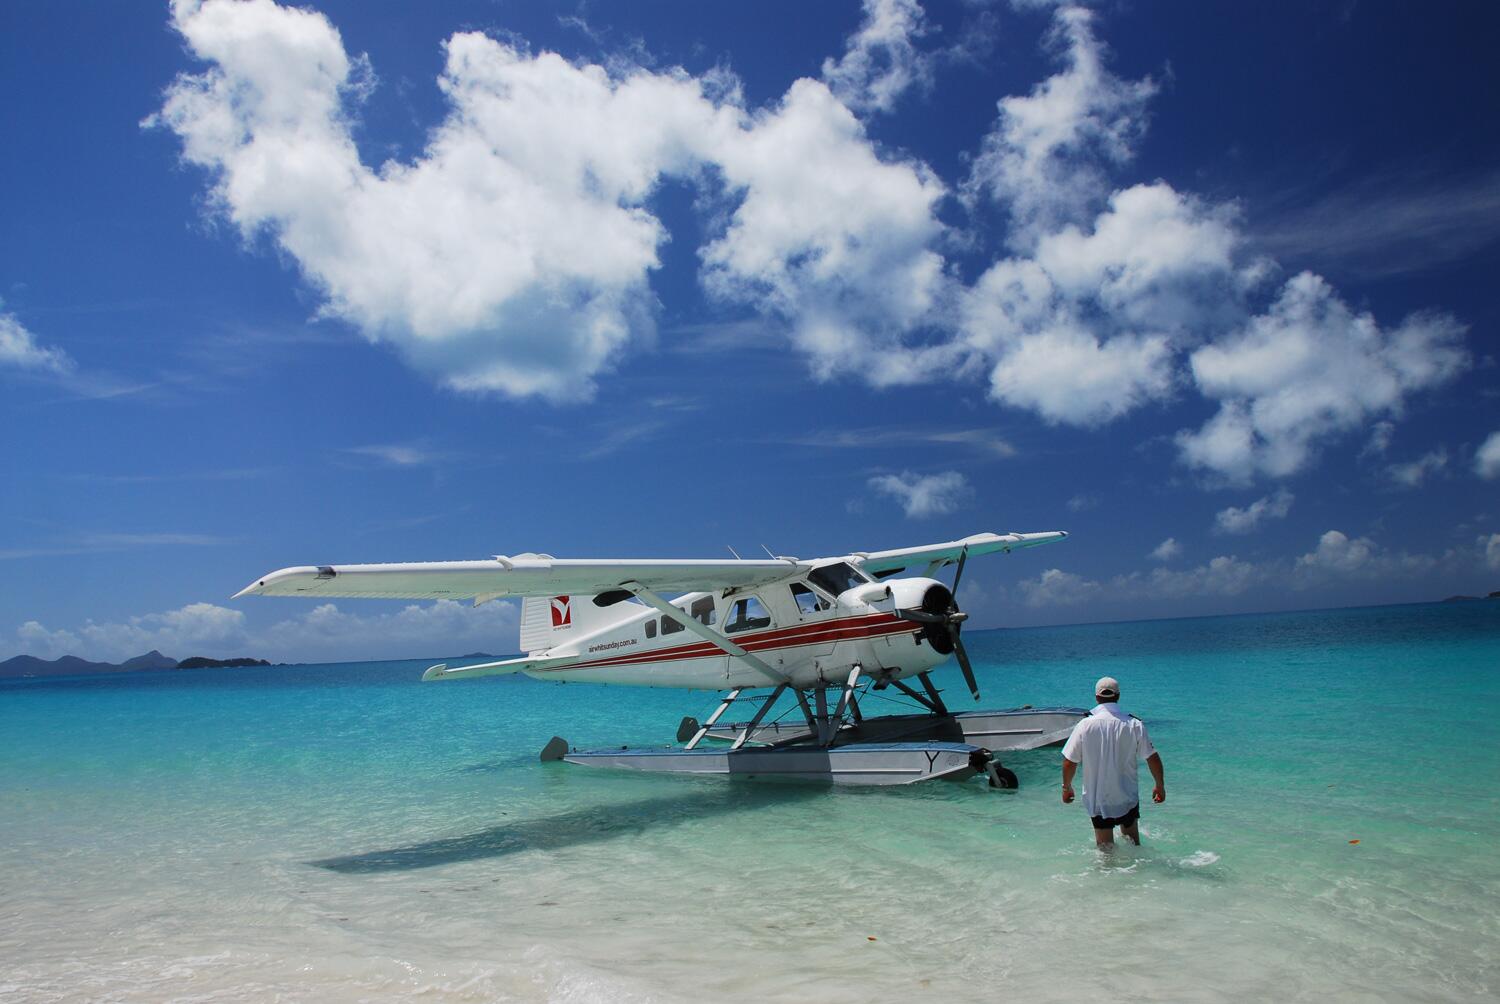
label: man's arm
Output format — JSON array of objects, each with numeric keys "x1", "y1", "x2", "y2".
[
  {"x1": 1146, "y1": 752, "x2": 1165, "y2": 803},
  {"x1": 1061, "y1": 757, "x2": 1077, "y2": 804}
]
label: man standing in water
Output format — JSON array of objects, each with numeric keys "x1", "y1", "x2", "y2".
[{"x1": 1061, "y1": 676, "x2": 1166, "y2": 849}]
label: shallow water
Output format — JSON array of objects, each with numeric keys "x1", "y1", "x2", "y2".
[{"x1": 3, "y1": 602, "x2": 1498, "y2": 1001}]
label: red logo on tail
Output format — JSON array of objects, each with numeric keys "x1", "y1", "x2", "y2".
[{"x1": 550, "y1": 596, "x2": 572, "y2": 628}]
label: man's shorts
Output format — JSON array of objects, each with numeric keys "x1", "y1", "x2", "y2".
[{"x1": 1090, "y1": 804, "x2": 1140, "y2": 830}]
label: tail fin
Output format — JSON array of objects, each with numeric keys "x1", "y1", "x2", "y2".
[{"x1": 519, "y1": 594, "x2": 641, "y2": 654}]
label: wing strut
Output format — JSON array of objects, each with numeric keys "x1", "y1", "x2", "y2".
[{"x1": 621, "y1": 581, "x2": 790, "y2": 685}]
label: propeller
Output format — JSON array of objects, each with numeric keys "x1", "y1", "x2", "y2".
[
  {"x1": 949, "y1": 546, "x2": 980, "y2": 702},
  {"x1": 895, "y1": 546, "x2": 981, "y2": 702}
]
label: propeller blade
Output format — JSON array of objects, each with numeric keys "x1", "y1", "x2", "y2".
[
  {"x1": 951, "y1": 546, "x2": 969, "y2": 600},
  {"x1": 954, "y1": 634, "x2": 980, "y2": 702}
]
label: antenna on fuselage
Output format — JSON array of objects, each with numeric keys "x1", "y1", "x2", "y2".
[
  {"x1": 727, "y1": 545, "x2": 743, "y2": 560},
  {"x1": 759, "y1": 544, "x2": 777, "y2": 560}
]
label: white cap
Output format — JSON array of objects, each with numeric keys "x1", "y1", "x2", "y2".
[{"x1": 1095, "y1": 676, "x2": 1120, "y2": 699}]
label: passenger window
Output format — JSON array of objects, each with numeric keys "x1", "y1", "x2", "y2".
[
  {"x1": 725, "y1": 595, "x2": 773, "y2": 633},
  {"x1": 690, "y1": 596, "x2": 716, "y2": 626},
  {"x1": 661, "y1": 615, "x2": 684, "y2": 635},
  {"x1": 645, "y1": 620, "x2": 656, "y2": 639},
  {"x1": 790, "y1": 582, "x2": 828, "y2": 616},
  {"x1": 808, "y1": 562, "x2": 869, "y2": 597}
]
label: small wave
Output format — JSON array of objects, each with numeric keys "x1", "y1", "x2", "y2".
[{"x1": 1179, "y1": 850, "x2": 1220, "y2": 867}]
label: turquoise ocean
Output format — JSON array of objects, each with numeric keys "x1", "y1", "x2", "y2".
[{"x1": 3, "y1": 601, "x2": 1498, "y2": 1002}]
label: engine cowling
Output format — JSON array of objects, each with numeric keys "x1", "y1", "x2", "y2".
[{"x1": 884, "y1": 578, "x2": 960, "y2": 654}]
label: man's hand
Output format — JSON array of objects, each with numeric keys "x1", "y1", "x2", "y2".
[
  {"x1": 1146, "y1": 752, "x2": 1165, "y2": 804},
  {"x1": 1061, "y1": 757, "x2": 1078, "y2": 805}
]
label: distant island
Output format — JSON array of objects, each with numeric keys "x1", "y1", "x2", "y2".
[
  {"x1": 0, "y1": 649, "x2": 272, "y2": 680},
  {"x1": 175, "y1": 656, "x2": 272, "y2": 669}
]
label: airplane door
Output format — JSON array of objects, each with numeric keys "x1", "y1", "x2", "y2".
[
  {"x1": 786, "y1": 583, "x2": 837, "y2": 658},
  {"x1": 684, "y1": 594, "x2": 728, "y2": 681}
]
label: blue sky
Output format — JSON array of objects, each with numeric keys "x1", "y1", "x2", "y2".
[{"x1": 2, "y1": 0, "x2": 1497, "y2": 664}]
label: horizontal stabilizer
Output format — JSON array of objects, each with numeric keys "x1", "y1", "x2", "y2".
[{"x1": 421, "y1": 653, "x2": 574, "y2": 682}]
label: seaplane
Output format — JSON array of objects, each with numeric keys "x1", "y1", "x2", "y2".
[{"x1": 234, "y1": 531, "x2": 1086, "y2": 787}]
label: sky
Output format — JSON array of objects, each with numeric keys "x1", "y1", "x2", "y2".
[{"x1": 2, "y1": 0, "x2": 1498, "y2": 664}]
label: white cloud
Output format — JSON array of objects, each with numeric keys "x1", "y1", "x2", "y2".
[
  {"x1": 578, "y1": 418, "x2": 668, "y2": 460},
  {"x1": 0, "y1": 532, "x2": 232, "y2": 561},
  {"x1": 0, "y1": 311, "x2": 72, "y2": 374},
  {"x1": 821, "y1": 0, "x2": 933, "y2": 114},
  {"x1": 868, "y1": 470, "x2": 971, "y2": 517},
  {"x1": 963, "y1": 4, "x2": 1157, "y2": 244},
  {"x1": 152, "y1": 0, "x2": 741, "y2": 401},
  {"x1": 1179, "y1": 273, "x2": 1468, "y2": 482},
  {"x1": 1361, "y1": 420, "x2": 1396, "y2": 458},
  {"x1": 992, "y1": 528, "x2": 1495, "y2": 616},
  {"x1": 1030, "y1": 553, "x2": 1267, "y2": 609},
  {"x1": 700, "y1": 78, "x2": 951, "y2": 387},
  {"x1": 1386, "y1": 448, "x2": 1448, "y2": 489},
  {"x1": 7, "y1": 597, "x2": 520, "y2": 665},
  {"x1": 146, "y1": 0, "x2": 1472, "y2": 482},
  {"x1": 154, "y1": 0, "x2": 953, "y2": 400},
  {"x1": 1253, "y1": 168, "x2": 1500, "y2": 281},
  {"x1": 784, "y1": 426, "x2": 1015, "y2": 457},
  {"x1": 1294, "y1": 530, "x2": 1374, "y2": 576},
  {"x1": 948, "y1": 19, "x2": 1237, "y2": 428},
  {"x1": 1066, "y1": 493, "x2": 1097, "y2": 512},
  {"x1": 1149, "y1": 537, "x2": 1181, "y2": 562},
  {"x1": 1475, "y1": 431, "x2": 1500, "y2": 480},
  {"x1": 1118, "y1": 555, "x2": 1263, "y2": 599},
  {"x1": 1290, "y1": 529, "x2": 1437, "y2": 585},
  {"x1": 1214, "y1": 488, "x2": 1293, "y2": 535},
  {"x1": 1032, "y1": 183, "x2": 1245, "y2": 332},
  {"x1": 1017, "y1": 567, "x2": 1100, "y2": 608},
  {"x1": 258, "y1": 599, "x2": 519, "y2": 663},
  {"x1": 15, "y1": 602, "x2": 248, "y2": 663},
  {"x1": 982, "y1": 317, "x2": 1173, "y2": 425},
  {"x1": 955, "y1": 7, "x2": 1467, "y2": 448},
  {"x1": 345, "y1": 443, "x2": 439, "y2": 467},
  {"x1": 958, "y1": 181, "x2": 1260, "y2": 427},
  {"x1": 1293, "y1": 529, "x2": 1388, "y2": 580}
]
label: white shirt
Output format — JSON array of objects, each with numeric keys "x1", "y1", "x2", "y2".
[{"x1": 1060, "y1": 703, "x2": 1156, "y2": 819}]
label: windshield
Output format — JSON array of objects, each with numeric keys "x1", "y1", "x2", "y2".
[{"x1": 807, "y1": 562, "x2": 868, "y2": 597}]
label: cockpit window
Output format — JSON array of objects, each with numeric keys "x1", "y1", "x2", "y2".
[
  {"x1": 725, "y1": 595, "x2": 773, "y2": 633},
  {"x1": 790, "y1": 582, "x2": 829, "y2": 615},
  {"x1": 807, "y1": 562, "x2": 869, "y2": 597}
]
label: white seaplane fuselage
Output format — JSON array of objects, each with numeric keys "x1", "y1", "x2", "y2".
[{"x1": 519, "y1": 561, "x2": 950, "y2": 690}]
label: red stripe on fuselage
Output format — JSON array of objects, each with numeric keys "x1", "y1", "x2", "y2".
[{"x1": 550, "y1": 612, "x2": 916, "y2": 672}]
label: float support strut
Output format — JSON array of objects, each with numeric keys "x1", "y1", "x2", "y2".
[
  {"x1": 685, "y1": 688, "x2": 742, "y2": 750},
  {"x1": 730, "y1": 684, "x2": 788, "y2": 750}
]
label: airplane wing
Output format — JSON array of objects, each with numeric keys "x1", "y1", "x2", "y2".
[
  {"x1": 852, "y1": 531, "x2": 1067, "y2": 575},
  {"x1": 233, "y1": 553, "x2": 807, "y2": 601}
]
